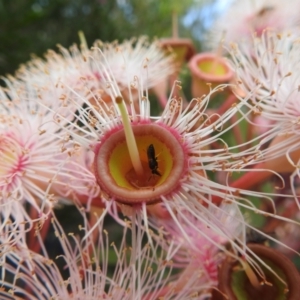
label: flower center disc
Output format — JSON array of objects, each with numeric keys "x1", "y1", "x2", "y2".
[{"x1": 94, "y1": 122, "x2": 186, "y2": 205}]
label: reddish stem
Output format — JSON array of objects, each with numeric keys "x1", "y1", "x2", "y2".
[
  {"x1": 216, "y1": 93, "x2": 237, "y2": 116},
  {"x1": 212, "y1": 163, "x2": 272, "y2": 205},
  {"x1": 28, "y1": 207, "x2": 52, "y2": 254},
  {"x1": 263, "y1": 201, "x2": 299, "y2": 233},
  {"x1": 231, "y1": 113, "x2": 245, "y2": 150}
]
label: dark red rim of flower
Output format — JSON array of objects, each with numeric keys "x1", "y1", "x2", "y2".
[
  {"x1": 94, "y1": 122, "x2": 187, "y2": 205},
  {"x1": 159, "y1": 38, "x2": 196, "y2": 61},
  {"x1": 188, "y1": 52, "x2": 234, "y2": 83},
  {"x1": 213, "y1": 244, "x2": 300, "y2": 300}
]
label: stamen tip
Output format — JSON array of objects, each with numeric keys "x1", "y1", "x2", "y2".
[{"x1": 116, "y1": 96, "x2": 123, "y2": 104}]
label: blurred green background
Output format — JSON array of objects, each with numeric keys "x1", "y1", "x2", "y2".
[{"x1": 0, "y1": 0, "x2": 223, "y2": 76}]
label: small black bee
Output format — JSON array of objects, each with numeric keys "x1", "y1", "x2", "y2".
[{"x1": 147, "y1": 144, "x2": 161, "y2": 176}]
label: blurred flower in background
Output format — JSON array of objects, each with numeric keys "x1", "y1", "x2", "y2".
[{"x1": 206, "y1": 0, "x2": 300, "y2": 50}]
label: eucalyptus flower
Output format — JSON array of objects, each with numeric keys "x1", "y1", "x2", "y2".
[
  {"x1": 207, "y1": 0, "x2": 300, "y2": 50},
  {"x1": 227, "y1": 29, "x2": 300, "y2": 203},
  {"x1": 38, "y1": 41, "x2": 274, "y2": 253},
  {"x1": 0, "y1": 206, "x2": 213, "y2": 300},
  {"x1": 0, "y1": 76, "x2": 99, "y2": 236}
]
